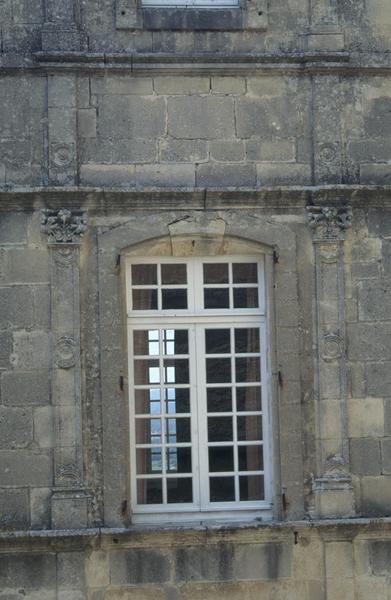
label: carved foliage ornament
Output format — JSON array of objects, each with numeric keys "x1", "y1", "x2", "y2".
[
  {"x1": 306, "y1": 206, "x2": 352, "y2": 241},
  {"x1": 41, "y1": 208, "x2": 87, "y2": 244}
]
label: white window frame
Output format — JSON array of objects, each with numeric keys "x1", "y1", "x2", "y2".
[
  {"x1": 126, "y1": 255, "x2": 273, "y2": 524},
  {"x1": 141, "y1": 0, "x2": 239, "y2": 8}
]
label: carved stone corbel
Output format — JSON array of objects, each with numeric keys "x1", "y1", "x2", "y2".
[
  {"x1": 42, "y1": 208, "x2": 88, "y2": 528},
  {"x1": 306, "y1": 205, "x2": 355, "y2": 518}
]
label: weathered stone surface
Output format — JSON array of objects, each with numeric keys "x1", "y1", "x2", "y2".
[
  {"x1": 0, "y1": 406, "x2": 33, "y2": 449},
  {"x1": 210, "y1": 140, "x2": 245, "y2": 162},
  {"x1": 160, "y1": 138, "x2": 208, "y2": 163},
  {"x1": 91, "y1": 77, "x2": 153, "y2": 96},
  {"x1": 196, "y1": 163, "x2": 255, "y2": 187},
  {"x1": 348, "y1": 398, "x2": 384, "y2": 438},
  {"x1": 0, "y1": 332, "x2": 12, "y2": 368},
  {"x1": 0, "y1": 286, "x2": 34, "y2": 329},
  {"x1": 6, "y1": 249, "x2": 49, "y2": 283},
  {"x1": 361, "y1": 476, "x2": 391, "y2": 516},
  {"x1": 58, "y1": 552, "x2": 86, "y2": 589},
  {"x1": 1, "y1": 370, "x2": 50, "y2": 406},
  {"x1": 12, "y1": 331, "x2": 51, "y2": 369},
  {"x1": 358, "y1": 284, "x2": 391, "y2": 320},
  {"x1": 167, "y1": 96, "x2": 235, "y2": 139},
  {"x1": 350, "y1": 438, "x2": 381, "y2": 475},
  {"x1": 98, "y1": 96, "x2": 166, "y2": 138},
  {"x1": 0, "y1": 554, "x2": 56, "y2": 589},
  {"x1": 0, "y1": 488, "x2": 29, "y2": 530},
  {"x1": 110, "y1": 549, "x2": 171, "y2": 584},
  {"x1": 30, "y1": 487, "x2": 51, "y2": 529},
  {"x1": 0, "y1": 450, "x2": 52, "y2": 486},
  {"x1": 347, "y1": 323, "x2": 391, "y2": 361},
  {"x1": 0, "y1": 213, "x2": 27, "y2": 244},
  {"x1": 211, "y1": 77, "x2": 246, "y2": 94},
  {"x1": 236, "y1": 97, "x2": 300, "y2": 138},
  {"x1": 154, "y1": 76, "x2": 210, "y2": 95}
]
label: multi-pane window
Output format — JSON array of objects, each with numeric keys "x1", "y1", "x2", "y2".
[{"x1": 127, "y1": 257, "x2": 271, "y2": 522}]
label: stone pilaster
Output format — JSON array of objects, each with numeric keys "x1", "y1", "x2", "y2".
[
  {"x1": 307, "y1": 206, "x2": 355, "y2": 518},
  {"x1": 41, "y1": 208, "x2": 88, "y2": 529}
]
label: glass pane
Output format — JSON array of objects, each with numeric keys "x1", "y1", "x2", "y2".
[
  {"x1": 162, "y1": 289, "x2": 188, "y2": 310},
  {"x1": 233, "y1": 263, "x2": 258, "y2": 284},
  {"x1": 236, "y1": 387, "x2": 262, "y2": 412},
  {"x1": 167, "y1": 447, "x2": 192, "y2": 473},
  {"x1": 136, "y1": 418, "x2": 162, "y2": 444},
  {"x1": 163, "y1": 330, "x2": 188, "y2": 355},
  {"x1": 207, "y1": 388, "x2": 232, "y2": 413},
  {"x1": 135, "y1": 388, "x2": 161, "y2": 415},
  {"x1": 239, "y1": 475, "x2": 264, "y2": 501},
  {"x1": 133, "y1": 330, "x2": 159, "y2": 356},
  {"x1": 238, "y1": 445, "x2": 263, "y2": 471},
  {"x1": 132, "y1": 264, "x2": 157, "y2": 285},
  {"x1": 134, "y1": 360, "x2": 160, "y2": 385},
  {"x1": 210, "y1": 477, "x2": 235, "y2": 502},
  {"x1": 204, "y1": 288, "x2": 229, "y2": 309},
  {"x1": 237, "y1": 416, "x2": 263, "y2": 441},
  {"x1": 137, "y1": 479, "x2": 162, "y2": 504},
  {"x1": 165, "y1": 388, "x2": 190, "y2": 414},
  {"x1": 132, "y1": 289, "x2": 157, "y2": 310},
  {"x1": 161, "y1": 263, "x2": 187, "y2": 285},
  {"x1": 206, "y1": 358, "x2": 231, "y2": 383},
  {"x1": 136, "y1": 448, "x2": 162, "y2": 474},
  {"x1": 166, "y1": 418, "x2": 191, "y2": 443},
  {"x1": 235, "y1": 357, "x2": 261, "y2": 383},
  {"x1": 163, "y1": 359, "x2": 189, "y2": 384},
  {"x1": 205, "y1": 329, "x2": 231, "y2": 354},
  {"x1": 235, "y1": 328, "x2": 260, "y2": 353},
  {"x1": 209, "y1": 446, "x2": 234, "y2": 472},
  {"x1": 208, "y1": 416, "x2": 233, "y2": 442},
  {"x1": 203, "y1": 263, "x2": 229, "y2": 284},
  {"x1": 167, "y1": 477, "x2": 193, "y2": 503},
  {"x1": 233, "y1": 288, "x2": 259, "y2": 309}
]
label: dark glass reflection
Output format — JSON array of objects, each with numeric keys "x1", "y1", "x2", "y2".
[
  {"x1": 238, "y1": 445, "x2": 263, "y2": 471},
  {"x1": 209, "y1": 446, "x2": 234, "y2": 472},
  {"x1": 135, "y1": 388, "x2": 161, "y2": 415},
  {"x1": 235, "y1": 357, "x2": 261, "y2": 383},
  {"x1": 132, "y1": 289, "x2": 158, "y2": 310},
  {"x1": 236, "y1": 387, "x2": 262, "y2": 412},
  {"x1": 205, "y1": 329, "x2": 231, "y2": 354},
  {"x1": 207, "y1": 387, "x2": 232, "y2": 413},
  {"x1": 162, "y1": 289, "x2": 188, "y2": 309},
  {"x1": 232, "y1": 263, "x2": 258, "y2": 284},
  {"x1": 208, "y1": 416, "x2": 233, "y2": 442},
  {"x1": 166, "y1": 418, "x2": 191, "y2": 443},
  {"x1": 133, "y1": 330, "x2": 159, "y2": 356},
  {"x1": 167, "y1": 478, "x2": 193, "y2": 503},
  {"x1": 134, "y1": 360, "x2": 160, "y2": 385},
  {"x1": 137, "y1": 479, "x2": 162, "y2": 504},
  {"x1": 204, "y1": 288, "x2": 229, "y2": 309},
  {"x1": 163, "y1": 359, "x2": 189, "y2": 384},
  {"x1": 233, "y1": 288, "x2": 259, "y2": 309},
  {"x1": 239, "y1": 475, "x2": 264, "y2": 501},
  {"x1": 167, "y1": 447, "x2": 192, "y2": 473},
  {"x1": 136, "y1": 448, "x2": 162, "y2": 474},
  {"x1": 161, "y1": 263, "x2": 187, "y2": 285},
  {"x1": 136, "y1": 418, "x2": 161, "y2": 444},
  {"x1": 203, "y1": 263, "x2": 229, "y2": 284},
  {"x1": 206, "y1": 358, "x2": 231, "y2": 383},
  {"x1": 237, "y1": 416, "x2": 263, "y2": 441},
  {"x1": 165, "y1": 388, "x2": 190, "y2": 414},
  {"x1": 235, "y1": 328, "x2": 260, "y2": 354},
  {"x1": 132, "y1": 264, "x2": 157, "y2": 285},
  {"x1": 210, "y1": 477, "x2": 235, "y2": 502},
  {"x1": 163, "y1": 330, "x2": 188, "y2": 355}
]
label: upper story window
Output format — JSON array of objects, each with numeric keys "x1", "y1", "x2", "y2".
[
  {"x1": 126, "y1": 256, "x2": 272, "y2": 523},
  {"x1": 142, "y1": 0, "x2": 238, "y2": 7}
]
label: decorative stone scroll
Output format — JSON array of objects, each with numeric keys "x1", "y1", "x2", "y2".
[
  {"x1": 42, "y1": 208, "x2": 88, "y2": 528},
  {"x1": 306, "y1": 205, "x2": 355, "y2": 518}
]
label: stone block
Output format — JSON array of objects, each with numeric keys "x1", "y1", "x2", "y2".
[
  {"x1": 358, "y1": 284, "x2": 391, "y2": 321},
  {"x1": 167, "y1": 96, "x2": 235, "y2": 139},
  {"x1": 91, "y1": 76, "x2": 153, "y2": 95},
  {"x1": 211, "y1": 77, "x2": 246, "y2": 95},
  {"x1": 347, "y1": 323, "x2": 391, "y2": 360},
  {"x1": 110, "y1": 549, "x2": 171, "y2": 584},
  {"x1": 368, "y1": 209, "x2": 391, "y2": 237},
  {"x1": 350, "y1": 438, "x2": 381, "y2": 475},
  {"x1": 48, "y1": 108, "x2": 77, "y2": 143},
  {"x1": 175, "y1": 545, "x2": 234, "y2": 582},
  {"x1": 154, "y1": 76, "x2": 210, "y2": 95},
  {"x1": 30, "y1": 487, "x2": 51, "y2": 529},
  {"x1": 236, "y1": 97, "x2": 299, "y2": 138},
  {"x1": 0, "y1": 554, "x2": 56, "y2": 589},
  {"x1": 33, "y1": 286, "x2": 51, "y2": 330},
  {"x1": 160, "y1": 138, "x2": 208, "y2": 163},
  {"x1": 380, "y1": 438, "x2": 391, "y2": 474},
  {"x1": 0, "y1": 406, "x2": 33, "y2": 449},
  {"x1": 112, "y1": 139, "x2": 157, "y2": 163},
  {"x1": 1, "y1": 370, "x2": 50, "y2": 406},
  {"x1": 366, "y1": 362, "x2": 391, "y2": 397},
  {"x1": 78, "y1": 109, "x2": 97, "y2": 138},
  {"x1": 0, "y1": 286, "x2": 34, "y2": 329},
  {"x1": 325, "y1": 577, "x2": 354, "y2": 600},
  {"x1": 325, "y1": 542, "x2": 354, "y2": 579},
  {"x1": 79, "y1": 138, "x2": 113, "y2": 164},
  {"x1": 385, "y1": 399, "x2": 391, "y2": 436},
  {"x1": 48, "y1": 76, "x2": 76, "y2": 108},
  {"x1": 246, "y1": 139, "x2": 295, "y2": 162},
  {"x1": 12, "y1": 331, "x2": 51, "y2": 369},
  {"x1": 103, "y1": 589, "x2": 165, "y2": 600},
  {"x1": 382, "y1": 239, "x2": 391, "y2": 276},
  {"x1": 361, "y1": 475, "x2": 391, "y2": 516},
  {"x1": 58, "y1": 592, "x2": 84, "y2": 600},
  {"x1": 348, "y1": 138, "x2": 391, "y2": 162},
  {"x1": 0, "y1": 488, "x2": 29, "y2": 530},
  {"x1": 58, "y1": 552, "x2": 85, "y2": 589},
  {"x1": 360, "y1": 164, "x2": 391, "y2": 185},
  {"x1": 351, "y1": 262, "x2": 379, "y2": 279},
  {"x1": 0, "y1": 213, "x2": 27, "y2": 244},
  {"x1": 365, "y1": 97, "x2": 391, "y2": 137},
  {"x1": 51, "y1": 494, "x2": 88, "y2": 529},
  {"x1": 257, "y1": 163, "x2": 311, "y2": 185},
  {"x1": 0, "y1": 332, "x2": 12, "y2": 368},
  {"x1": 246, "y1": 77, "x2": 287, "y2": 97},
  {"x1": 98, "y1": 96, "x2": 166, "y2": 138},
  {"x1": 356, "y1": 577, "x2": 387, "y2": 600},
  {"x1": 6, "y1": 249, "x2": 49, "y2": 283},
  {"x1": 348, "y1": 398, "x2": 384, "y2": 438},
  {"x1": 80, "y1": 164, "x2": 135, "y2": 186},
  {"x1": 234, "y1": 543, "x2": 292, "y2": 580},
  {"x1": 210, "y1": 140, "x2": 245, "y2": 162},
  {"x1": 34, "y1": 406, "x2": 54, "y2": 448},
  {"x1": 0, "y1": 450, "x2": 52, "y2": 485},
  {"x1": 369, "y1": 541, "x2": 391, "y2": 574},
  {"x1": 134, "y1": 164, "x2": 195, "y2": 187},
  {"x1": 196, "y1": 163, "x2": 255, "y2": 187},
  {"x1": 85, "y1": 551, "x2": 110, "y2": 587}
]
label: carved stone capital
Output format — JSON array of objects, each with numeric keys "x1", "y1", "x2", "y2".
[
  {"x1": 42, "y1": 208, "x2": 87, "y2": 245},
  {"x1": 306, "y1": 206, "x2": 352, "y2": 241}
]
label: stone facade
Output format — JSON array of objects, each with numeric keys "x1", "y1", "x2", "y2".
[{"x1": 2, "y1": 0, "x2": 391, "y2": 597}]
